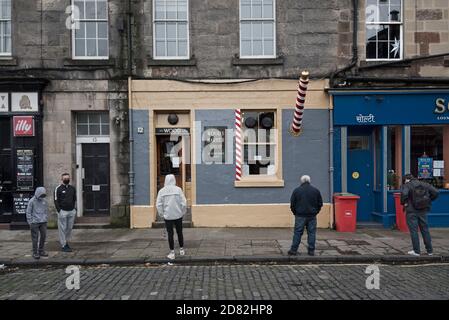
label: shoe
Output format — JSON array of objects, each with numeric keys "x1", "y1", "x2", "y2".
[
  {"x1": 288, "y1": 250, "x2": 298, "y2": 256},
  {"x1": 179, "y1": 248, "x2": 185, "y2": 256},
  {"x1": 32, "y1": 253, "x2": 40, "y2": 260},
  {"x1": 167, "y1": 251, "x2": 175, "y2": 260},
  {"x1": 427, "y1": 252, "x2": 433, "y2": 256},
  {"x1": 307, "y1": 251, "x2": 315, "y2": 256},
  {"x1": 62, "y1": 245, "x2": 73, "y2": 253},
  {"x1": 39, "y1": 251, "x2": 48, "y2": 257},
  {"x1": 407, "y1": 250, "x2": 420, "y2": 256}
]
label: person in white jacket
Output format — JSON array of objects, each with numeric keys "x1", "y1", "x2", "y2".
[{"x1": 156, "y1": 174, "x2": 187, "y2": 260}]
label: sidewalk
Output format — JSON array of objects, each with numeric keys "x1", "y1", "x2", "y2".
[{"x1": 1, "y1": 228, "x2": 449, "y2": 266}]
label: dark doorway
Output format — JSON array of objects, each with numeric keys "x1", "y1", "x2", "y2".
[{"x1": 82, "y1": 143, "x2": 110, "y2": 216}]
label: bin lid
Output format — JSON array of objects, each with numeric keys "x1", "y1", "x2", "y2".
[{"x1": 334, "y1": 193, "x2": 360, "y2": 199}]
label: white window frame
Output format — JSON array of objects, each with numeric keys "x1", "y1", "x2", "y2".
[
  {"x1": 239, "y1": 0, "x2": 276, "y2": 59},
  {"x1": 71, "y1": 0, "x2": 109, "y2": 60},
  {"x1": 152, "y1": 0, "x2": 190, "y2": 60},
  {"x1": 76, "y1": 112, "x2": 110, "y2": 137},
  {"x1": 0, "y1": 0, "x2": 11, "y2": 56},
  {"x1": 365, "y1": 0, "x2": 403, "y2": 62}
]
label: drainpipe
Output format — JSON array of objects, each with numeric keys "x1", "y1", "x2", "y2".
[
  {"x1": 127, "y1": 0, "x2": 134, "y2": 206},
  {"x1": 329, "y1": 101, "x2": 334, "y2": 228}
]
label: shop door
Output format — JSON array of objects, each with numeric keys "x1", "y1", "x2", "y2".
[
  {"x1": 157, "y1": 135, "x2": 183, "y2": 193},
  {"x1": 82, "y1": 144, "x2": 110, "y2": 215},
  {"x1": 347, "y1": 133, "x2": 373, "y2": 221},
  {"x1": 0, "y1": 118, "x2": 13, "y2": 220}
]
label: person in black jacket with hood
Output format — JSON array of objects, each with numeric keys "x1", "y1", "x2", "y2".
[{"x1": 288, "y1": 175, "x2": 323, "y2": 256}]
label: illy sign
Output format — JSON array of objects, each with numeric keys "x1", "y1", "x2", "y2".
[{"x1": 13, "y1": 116, "x2": 35, "y2": 137}]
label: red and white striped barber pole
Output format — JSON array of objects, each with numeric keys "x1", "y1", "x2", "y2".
[
  {"x1": 290, "y1": 71, "x2": 310, "y2": 136},
  {"x1": 235, "y1": 109, "x2": 243, "y2": 181}
]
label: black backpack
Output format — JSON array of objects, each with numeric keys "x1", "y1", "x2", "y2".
[{"x1": 410, "y1": 183, "x2": 431, "y2": 210}]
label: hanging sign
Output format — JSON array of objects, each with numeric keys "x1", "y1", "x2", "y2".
[{"x1": 13, "y1": 116, "x2": 35, "y2": 137}]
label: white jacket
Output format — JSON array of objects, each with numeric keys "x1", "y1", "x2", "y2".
[{"x1": 156, "y1": 175, "x2": 187, "y2": 220}]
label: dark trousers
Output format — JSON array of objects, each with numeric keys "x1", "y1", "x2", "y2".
[
  {"x1": 406, "y1": 212, "x2": 433, "y2": 254},
  {"x1": 290, "y1": 216, "x2": 317, "y2": 253},
  {"x1": 30, "y1": 223, "x2": 47, "y2": 255},
  {"x1": 164, "y1": 218, "x2": 184, "y2": 251}
]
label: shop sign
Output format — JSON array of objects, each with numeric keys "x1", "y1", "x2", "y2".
[
  {"x1": 16, "y1": 149, "x2": 34, "y2": 190},
  {"x1": 13, "y1": 116, "x2": 35, "y2": 137},
  {"x1": 435, "y1": 98, "x2": 449, "y2": 121},
  {"x1": 355, "y1": 114, "x2": 376, "y2": 124},
  {"x1": 0, "y1": 93, "x2": 8, "y2": 112},
  {"x1": 203, "y1": 126, "x2": 226, "y2": 164},
  {"x1": 11, "y1": 92, "x2": 39, "y2": 112},
  {"x1": 156, "y1": 128, "x2": 190, "y2": 135}
]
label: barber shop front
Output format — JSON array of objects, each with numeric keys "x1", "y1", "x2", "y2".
[
  {"x1": 129, "y1": 79, "x2": 333, "y2": 228},
  {"x1": 332, "y1": 90, "x2": 449, "y2": 228}
]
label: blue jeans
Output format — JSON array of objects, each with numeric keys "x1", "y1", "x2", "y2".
[
  {"x1": 290, "y1": 216, "x2": 317, "y2": 253},
  {"x1": 406, "y1": 212, "x2": 433, "y2": 254}
]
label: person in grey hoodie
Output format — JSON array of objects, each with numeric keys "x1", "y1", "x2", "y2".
[
  {"x1": 26, "y1": 187, "x2": 49, "y2": 260},
  {"x1": 156, "y1": 174, "x2": 187, "y2": 260}
]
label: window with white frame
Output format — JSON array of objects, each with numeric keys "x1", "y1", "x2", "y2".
[
  {"x1": 242, "y1": 110, "x2": 277, "y2": 176},
  {"x1": 153, "y1": 0, "x2": 189, "y2": 59},
  {"x1": 72, "y1": 0, "x2": 109, "y2": 59},
  {"x1": 365, "y1": 0, "x2": 402, "y2": 60},
  {"x1": 76, "y1": 113, "x2": 109, "y2": 136},
  {"x1": 240, "y1": 0, "x2": 276, "y2": 58},
  {"x1": 0, "y1": 0, "x2": 11, "y2": 55}
]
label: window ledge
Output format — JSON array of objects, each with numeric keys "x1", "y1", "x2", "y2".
[
  {"x1": 360, "y1": 60, "x2": 411, "y2": 68},
  {"x1": 64, "y1": 58, "x2": 115, "y2": 67},
  {"x1": 235, "y1": 178, "x2": 284, "y2": 188},
  {"x1": 232, "y1": 57, "x2": 284, "y2": 66},
  {"x1": 147, "y1": 57, "x2": 197, "y2": 67},
  {"x1": 0, "y1": 56, "x2": 18, "y2": 66}
]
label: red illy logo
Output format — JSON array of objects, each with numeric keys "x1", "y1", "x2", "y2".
[{"x1": 13, "y1": 116, "x2": 34, "y2": 136}]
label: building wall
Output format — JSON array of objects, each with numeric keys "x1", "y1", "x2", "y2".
[{"x1": 133, "y1": 0, "x2": 348, "y2": 78}]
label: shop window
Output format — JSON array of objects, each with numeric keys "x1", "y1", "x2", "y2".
[
  {"x1": 241, "y1": 110, "x2": 276, "y2": 176},
  {"x1": 387, "y1": 126, "x2": 400, "y2": 190},
  {"x1": 365, "y1": 0, "x2": 402, "y2": 61},
  {"x1": 76, "y1": 112, "x2": 109, "y2": 136},
  {"x1": 411, "y1": 126, "x2": 444, "y2": 189},
  {"x1": 0, "y1": 0, "x2": 11, "y2": 55},
  {"x1": 240, "y1": 0, "x2": 276, "y2": 58},
  {"x1": 0, "y1": 118, "x2": 12, "y2": 191},
  {"x1": 348, "y1": 136, "x2": 369, "y2": 150},
  {"x1": 72, "y1": 0, "x2": 109, "y2": 59},
  {"x1": 153, "y1": 0, "x2": 189, "y2": 59}
]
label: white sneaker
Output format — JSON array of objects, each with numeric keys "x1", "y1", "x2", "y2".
[
  {"x1": 167, "y1": 251, "x2": 175, "y2": 260},
  {"x1": 407, "y1": 250, "x2": 420, "y2": 256},
  {"x1": 427, "y1": 252, "x2": 433, "y2": 256},
  {"x1": 179, "y1": 248, "x2": 185, "y2": 256}
]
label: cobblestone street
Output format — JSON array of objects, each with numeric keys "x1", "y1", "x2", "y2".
[{"x1": 1, "y1": 263, "x2": 448, "y2": 300}]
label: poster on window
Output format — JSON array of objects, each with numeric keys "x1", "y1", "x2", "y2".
[
  {"x1": 203, "y1": 126, "x2": 226, "y2": 164},
  {"x1": 13, "y1": 193, "x2": 33, "y2": 215},
  {"x1": 418, "y1": 156, "x2": 433, "y2": 179},
  {"x1": 16, "y1": 149, "x2": 34, "y2": 190}
]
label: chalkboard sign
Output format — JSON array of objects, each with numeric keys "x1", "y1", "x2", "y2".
[
  {"x1": 13, "y1": 193, "x2": 32, "y2": 215},
  {"x1": 16, "y1": 149, "x2": 34, "y2": 190}
]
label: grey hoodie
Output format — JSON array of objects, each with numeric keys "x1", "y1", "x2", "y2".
[
  {"x1": 26, "y1": 187, "x2": 49, "y2": 224},
  {"x1": 156, "y1": 175, "x2": 187, "y2": 220}
]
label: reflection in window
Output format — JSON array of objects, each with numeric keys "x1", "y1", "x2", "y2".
[{"x1": 366, "y1": 0, "x2": 402, "y2": 60}]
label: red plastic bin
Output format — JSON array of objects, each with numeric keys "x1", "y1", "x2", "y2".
[
  {"x1": 334, "y1": 193, "x2": 360, "y2": 232},
  {"x1": 394, "y1": 192, "x2": 409, "y2": 233}
]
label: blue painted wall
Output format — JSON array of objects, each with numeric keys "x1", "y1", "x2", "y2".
[
  {"x1": 195, "y1": 109, "x2": 331, "y2": 204},
  {"x1": 132, "y1": 110, "x2": 150, "y2": 205}
]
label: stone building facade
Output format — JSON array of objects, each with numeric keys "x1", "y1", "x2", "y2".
[{"x1": 0, "y1": 0, "x2": 130, "y2": 228}]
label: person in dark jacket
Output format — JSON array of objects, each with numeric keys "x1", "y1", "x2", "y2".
[
  {"x1": 400, "y1": 174, "x2": 439, "y2": 256},
  {"x1": 26, "y1": 187, "x2": 49, "y2": 260},
  {"x1": 288, "y1": 175, "x2": 323, "y2": 256},
  {"x1": 54, "y1": 173, "x2": 77, "y2": 252}
]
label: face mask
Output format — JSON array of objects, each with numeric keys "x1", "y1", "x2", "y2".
[{"x1": 63, "y1": 179, "x2": 70, "y2": 184}]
